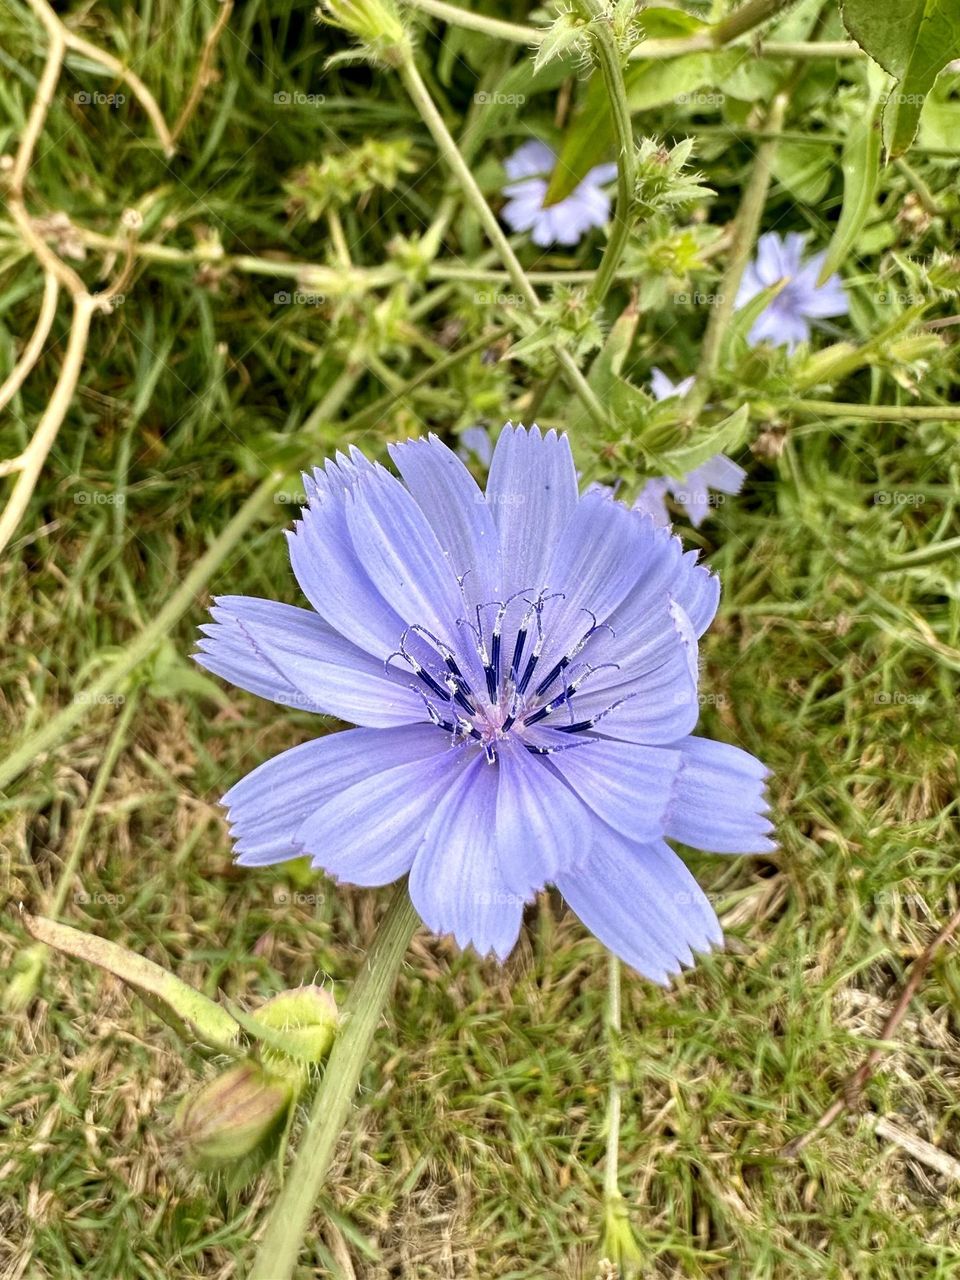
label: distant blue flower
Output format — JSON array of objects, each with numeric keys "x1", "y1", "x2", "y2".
[
  {"x1": 634, "y1": 369, "x2": 746, "y2": 529},
  {"x1": 735, "y1": 231, "x2": 847, "y2": 350},
  {"x1": 196, "y1": 427, "x2": 773, "y2": 983},
  {"x1": 457, "y1": 425, "x2": 494, "y2": 469},
  {"x1": 500, "y1": 140, "x2": 617, "y2": 247}
]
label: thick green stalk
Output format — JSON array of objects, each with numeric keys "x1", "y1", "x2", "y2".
[
  {"x1": 603, "y1": 950, "x2": 623, "y2": 1203},
  {"x1": 247, "y1": 884, "x2": 420, "y2": 1280}
]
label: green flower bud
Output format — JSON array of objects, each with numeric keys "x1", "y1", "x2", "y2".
[
  {"x1": 253, "y1": 984, "x2": 338, "y2": 1077},
  {"x1": 317, "y1": 0, "x2": 411, "y2": 66},
  {"x1": 176, "y1": 1062, "x2": 293, "y2": 1167}
]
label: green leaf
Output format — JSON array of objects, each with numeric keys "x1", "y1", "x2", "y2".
[
  {"x1": 22, "y1": 912, "x2": 241, "y2": 1053},
  {"x1": 653, "y1": 405, "x2": 751, "y2": 478},
  {"x1": 840, "y1": 0, "x2": 960, "y2": 156},
  {"x1": 818, "y1": 69, "x2": 885, "y2": 283},
  {"x1": 637, "y1": 6, "x2": 706, "y2": 37},
  {"x1": 770, "y1": 139, "x2": 834, "y2": 204}
]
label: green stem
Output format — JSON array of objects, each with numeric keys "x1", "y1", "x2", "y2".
[
  {"x1": 578, "y1": 0, "x2": 636, "y2": 310},
  {"x1": 405, "y1": 0, "x2": 841, "y2": 60},
  {"x1": 685, "y1": 90, "x2": 788, "y2": 416},
  {"x1": 790, "y1": 399, "x2": 960, "y2": 422},
  {"x1": 403, "y1": 0, "x2": 540, "y2": 45},
  {"x1": 247, "y1": 884, "x2": 420, "y2": 1280},
  {"x1": 0, "y1": 474, "x2": 279, "y2": 794},
  {"x1": 706, "y1": 0, "x2": 795, "y2": 48},
  {"x1": 396, "y1": 48, "x2": 609, "y2": 432},
  {"x1": 398, "y1": 56, "x2": 537, "y2": 311},
  {"x1": 603, "y1": 950, "x2": 623, "y2": 1202}
]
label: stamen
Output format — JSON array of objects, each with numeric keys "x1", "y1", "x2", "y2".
[
  {"x1": 407, "y1": 624, "x2": 477, "y2": 713},
  {"x1": 390, "y1": 635, "x2": 452, "y2": 703},
  {"x1": 533, "y1": 611, "x2": 615, "y2": 699},
  {"x1": 524, "y1": 738, "x2": 597, "y2": 755},
  {"x1": 550, "y1": 691, "x2": 637, "y2": 734},
  {"x1": 513, "y1": 589, "x2": 565, "y2": 698}
]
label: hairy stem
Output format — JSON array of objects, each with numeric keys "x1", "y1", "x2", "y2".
[
  {"x1": 396, "y1": 49, "x2": 608, "y2": 430},
  {"x1": 577, "y1": 0, "x2": 636, "y2": 310}
]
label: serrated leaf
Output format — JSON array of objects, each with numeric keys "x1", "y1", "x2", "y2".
[{"x1": 841, "y1": 0, "x2": 960, "y2": 156}]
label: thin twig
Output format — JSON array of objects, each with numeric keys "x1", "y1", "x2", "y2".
[
  {"x1": 781, "y1": 904, "x2": 960, "y2": 1158},
  {"x1": 0, "y1": 292, "x2": 96, "y2": 556},
  {"x1": 49, "y1": 4, "x2": 175, "y2": 155},
  {"x1": 0, "y1": 271, "x2": 59, "y2": 417},
  {"x1": 171, "y1": 0, "x2": 234, "y2": 145}
]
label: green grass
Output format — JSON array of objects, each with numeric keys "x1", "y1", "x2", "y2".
[{"x1": 2, "y1": 0, "x2": 960, "y2": 1276}]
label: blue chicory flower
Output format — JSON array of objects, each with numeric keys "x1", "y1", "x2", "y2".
[
  {"x1": 735, "y1": 231, "x2": 848, "y2": 350},
  {"x1": 634, "y1": 369, "x2": 746, "y2": 529},
  {"x1": 500, "y1": 140, "x2": 618, "y2": 247},
  {"x1": 196, "y1": 427, "x2": 773, "y2": 983}
]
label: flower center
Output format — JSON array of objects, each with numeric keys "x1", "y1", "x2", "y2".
[{"x1": 389, "y1": 589, "x2": 623, "y2": 761}]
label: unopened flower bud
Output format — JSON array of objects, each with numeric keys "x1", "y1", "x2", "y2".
[
  {"x1": 176, "y1": 1062, "x2": 292, "y2": 1167},
  {"x1": 317, "y1": 0, "x2": 410, "y2": 65},
  {"x1": 253, "y1": 984, "x2": 338, "y2": 1075}
]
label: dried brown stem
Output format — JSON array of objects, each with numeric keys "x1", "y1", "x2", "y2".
[{"x1": 781, "y1": 904, "x2": 960, "y2": 1158}]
